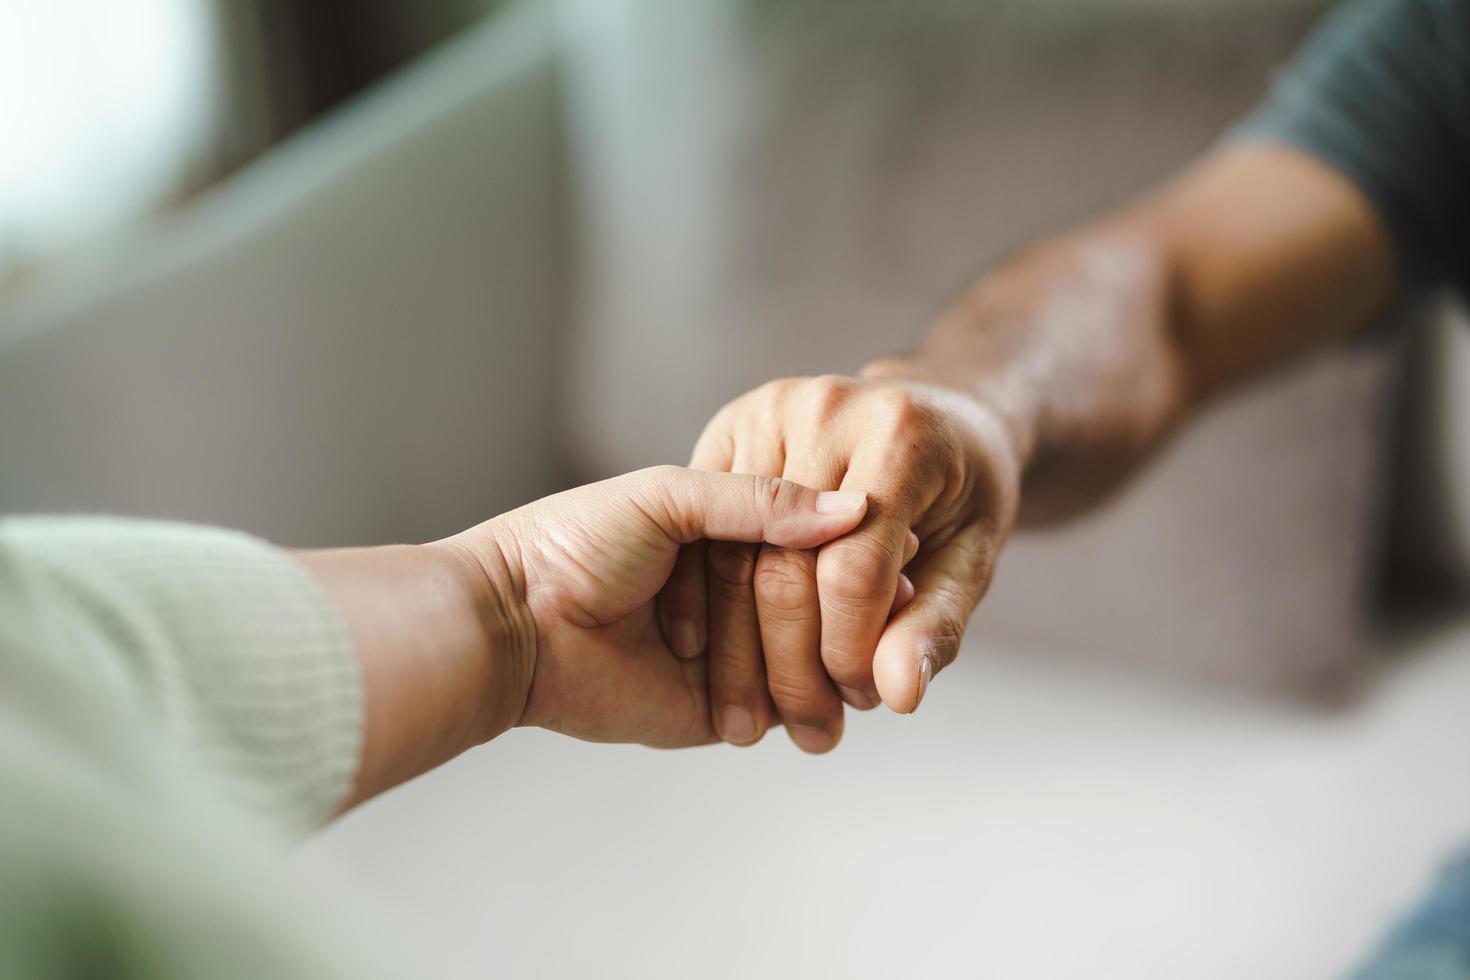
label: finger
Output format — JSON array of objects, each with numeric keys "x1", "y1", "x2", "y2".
[
  {"x1": 814, "y1": 511, "x2": 911, "y2": 696},
  {"x1": 656, "y1": 415, "x2": 735, "y2": 661},
  {"x1": 706, "y1": 538, "x2": 774, "y2": 745},
  {"x1": 886, "y1": 532, "x2": 919, "y2": 616},
  {"x1": 704, "y1": 432, "x2": 786, "y2": 749},
  {"x1": 637, "y1": 466, "x2": 868, "y2": 549},
  {"x1": 890, "y1": 573, "x2": 915, "y2": 615},
  {"x1": 872, "y1": 522, "x2": 997, "y2": 714},
  {"x1": 902, "y1": 530, "x2": 920, "y2": 565},
  {"x1": 814, "y1": 436, "x2": 945, "y2": 699},
  {"x1": 702, "y1": 426, "x2": 793, "y2": 743},
  {"x1": 705, "y1": 429, "x2": 787, "y2": 752},
  {"x1": 657, "y1": 540, "x2": 707, "y2": 659},
  {"x1": 749, "y1": 439, "x2": 851, "y2": 739},
  {"x1": 751, "y1": 544, "x2": 846, "y2": 744}
]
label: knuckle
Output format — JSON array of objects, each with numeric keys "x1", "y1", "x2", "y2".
[
  {"x1": 707, "y1": 541, "x2": 758, "y2": 589},
  {"x1": 632, "y1": 464, "x2": 684, "y2": 522},
  {"x1": 821, "y1": 644, "x2": 874, "y2": 683},
  {"x1": 874, "y1": 383, "x2": 917, "y2": 415},
  {"x1": 876, "y1": 387, "x2": 936, "y2": 437},
  {"x1": 804, "y1": 374, "x2": 854, "y2": 420},
  {"x1": 754, "y1": 548, "x2": 817, "y2": 614},
  {"x1": 754, "y1": 377, "x2": 800, "y2": 406},
  {"x1": 704, "y1": 383, "x2": 791, "y2": 452},
  {"x1": 748, "y1": 474, "x2": 779, "y2": 515},
  {"x1": 919, "y1": 612, "x2": 968, "y2": 670},
  {"x1": 860, "y1": 356, "x2": 909, "y2": 380},
  {"x1": 756, "y1": 475, "x2": 803, "y2": 521},
  {"x1": 818, "y1": 536, "x2": 896, "y2": 606},
  {"x1": 690, "y1": 421, "x2": 736, "y2": 468},
  {"x1": 811, "y1": 373, "x2": 850, "y2": 391}
]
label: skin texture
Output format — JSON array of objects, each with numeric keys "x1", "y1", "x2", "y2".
[
  {"x1": 298, "y1": 466, "x2": 868, "y2": 809},
  {"x1": 665, "y1": 377, "x2": 1021, "y2": 753},
  {"x1": 665, "y1": 142, "x2": 1396, "y2": 750}
]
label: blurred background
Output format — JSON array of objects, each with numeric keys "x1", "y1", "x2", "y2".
[{"x1": 3, "y1": 1, "x2": 1469, "y2": 977}]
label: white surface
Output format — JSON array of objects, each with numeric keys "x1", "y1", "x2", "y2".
[{"x1": 299, "y1": 624, "x2": 1470, "y2": 979}]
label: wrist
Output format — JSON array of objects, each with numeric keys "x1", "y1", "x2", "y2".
[
  {"x1": 432, "y1": 522, "x2": 539, "y2": 743},
  {"x1": 298, "y1": 538, "x2": 535, "y2": 810},
  {"x1": 873, "y1": 229, "x2": 1187, "y2": 524},
  {"x1": 859, "y1": 355, "x2": 1039, "y2": 474}
]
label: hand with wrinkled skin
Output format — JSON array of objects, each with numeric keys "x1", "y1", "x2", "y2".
[
  {"x1": 658, "y1": 146, "x2": 1398, "y2": 757},
  {"x1": 658, "y1": 376, "x2": 1023, "y2": 753}
]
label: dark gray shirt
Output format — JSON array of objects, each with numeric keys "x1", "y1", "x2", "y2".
[{"x1": 1236, "y1": 0, "x2": 1470, "y2": 296}]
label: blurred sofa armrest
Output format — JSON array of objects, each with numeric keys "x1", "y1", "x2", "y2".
[{"x1": 0, "y1": 1, "x2": 567, "y2": 546}]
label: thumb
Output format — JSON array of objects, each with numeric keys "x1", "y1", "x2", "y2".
[
  {"x1": 633, "y1": 465, "x2": 867, "y2": 549},
  {"x1": 872, "y1": 525, "x2": 995, "y2": 713}
]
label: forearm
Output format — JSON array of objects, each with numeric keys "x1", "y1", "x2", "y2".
[
  {"x1": 296, "y1": 533, "x2": 534, "y2": 811},
  {"x1": 864, "y1": 144, "x2": 1394, "y2": 522}
]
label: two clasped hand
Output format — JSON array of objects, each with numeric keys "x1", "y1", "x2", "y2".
[
  {"x1": 656, "y1": 374, "x2": 1024, "y2": 753},
  {"x1": 321, "y1": 380, "x2": 1024, "y2": 809}
]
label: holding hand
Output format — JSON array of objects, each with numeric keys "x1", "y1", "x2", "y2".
[
  {"x1": 659, "y1": 375, "x2": 1023, "y2": 752},
  {"x1": 307, "y1": 466, "x2": 868, "y2": 806},
  {"x1": 455, "y1": 466, "x2": 868, "y2": 747}
]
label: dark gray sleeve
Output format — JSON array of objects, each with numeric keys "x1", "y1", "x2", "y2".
[{"x1": 1232, "y1": 0, "x2": 1470, "y2": 295}]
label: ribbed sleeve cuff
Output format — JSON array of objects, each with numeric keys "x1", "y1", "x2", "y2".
[{"x1": 0, "y1": 518, "x2": 363, "y2": 838}]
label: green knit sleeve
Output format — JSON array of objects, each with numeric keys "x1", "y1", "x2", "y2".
[{"x1": 0, "y1": 517, "x2": 363, "y2": 837}]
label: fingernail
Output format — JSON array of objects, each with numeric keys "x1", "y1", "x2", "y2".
[
  {"x1": 788, "y1": 724, "x2": 834, "y2": 754},
  {"x1": 720, "y1": 705, "x2": 758, "y2": 745},
  {"x1": 671, "y1": 619, "x2": 701, "y2": 659},
  {"x1": 837, "y1": 684, "x2": 877, "y2": 710},
  {"x1": 815, "y1": 489, "x2": 866, "y2": 515},
  {"x1": 915, "y1": 655, "x2": 934, "y2": 709}
]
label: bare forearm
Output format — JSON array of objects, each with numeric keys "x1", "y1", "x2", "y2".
[
  {"x1": 866, "y1": 222, "x2": 1187, "y2": 521},
  {"x1": 296, "y1": 537, "x2": 532, "y2": 810},
  {"x1": 865, "y1": 144, "x2": 1394, "y2": 522}
]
